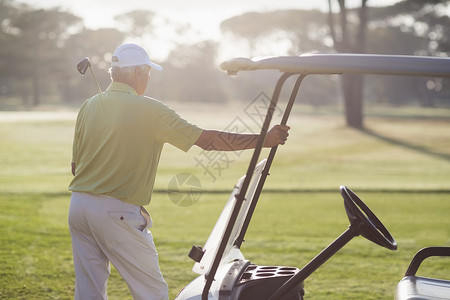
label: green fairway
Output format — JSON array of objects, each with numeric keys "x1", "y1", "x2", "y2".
[{"x1": 0, "y1": 105, "x2": 449, "y2": 299}]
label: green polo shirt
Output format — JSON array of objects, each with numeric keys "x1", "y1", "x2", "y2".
[{"x1": 69, "y1": 82, "x2": 203, "y2": 205}]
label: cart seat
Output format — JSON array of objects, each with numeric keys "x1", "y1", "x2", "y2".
[{"x1": 395, "y1": 247, "x2": 450, "y2": 300}]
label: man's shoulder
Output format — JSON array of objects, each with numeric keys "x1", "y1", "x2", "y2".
[{"x1": 134, "y1": 96, "x2": 172, "y2": 112}]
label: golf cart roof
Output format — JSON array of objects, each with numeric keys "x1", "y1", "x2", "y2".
[{"x1": 220, "y1": 53, "x2": 450, "y2": 77}]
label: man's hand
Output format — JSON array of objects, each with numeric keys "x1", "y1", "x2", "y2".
[{"x1": 264, "y1": 125, "x2": 290, "y2": 147}]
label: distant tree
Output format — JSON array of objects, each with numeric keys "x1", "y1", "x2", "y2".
[
  {"x1": 325, "y1": 0, "x2": 450, "y2": 124},
  {"x1": 8, "y1": 6, "x2": 82, "y2": 106},
  {"x1": 220, "y1": 8, "x2": 370, "y2": 122},
  {"x1": 155, "y1": 40, "x2": 227, "y2": 102},
  {"x1": 219, "y1": 1, "x2": 450, "y2": 114},
  {"x1": 0, "y1": 0, "x2": 23, "y2": 101},
  {"x1": 220, "y1": 10, "x2": 329, "y2": 56},
  {"x1": 367, "y1": 0, "x2": 450, "y2": 56},
  {"x1": 219, "y1": 10, "x2": 339, "y2": 105},
  {"x1": 365, "y1": 0, "x2": 450, "y2": 106},
  {"x1": 327, "y1": 0, "x2": 368, "y2": 129},
  {"x1": 114, "y1": 10, "x2": 156, "y2": 37},
  {"x1": 0, "y1": 0, "x2": 18, "y2": 73}
]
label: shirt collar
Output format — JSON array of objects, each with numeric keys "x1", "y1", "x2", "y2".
[{"x1": 106, "y1": 81, "x2": 138, "y2": 95}]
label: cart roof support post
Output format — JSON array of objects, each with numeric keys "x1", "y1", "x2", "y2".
[
  {"x1": 234, "y1": 73, "x2": 307, "y2": 249},
  {"x1": 201, "y1": 72, "x2": 300, "y2": 300}
]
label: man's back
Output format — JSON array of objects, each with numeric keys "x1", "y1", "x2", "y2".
[{"x1": 69, "y1": 82, "x2": 202, "y2": 205}]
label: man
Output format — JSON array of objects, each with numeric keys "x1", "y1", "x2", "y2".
[{"x1": 68, "y1": 43, "x2": 290, "y2": 300}]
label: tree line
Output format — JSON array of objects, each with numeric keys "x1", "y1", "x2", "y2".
[{"x1": 0, "y1": 0, "x2": 449, "y2": 127}]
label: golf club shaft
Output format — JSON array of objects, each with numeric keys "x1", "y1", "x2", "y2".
[{"x1": 89, "y1": 65, "x2": 102, "y2": 93}]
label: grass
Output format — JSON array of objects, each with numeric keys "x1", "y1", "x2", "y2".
[{"x1": 0, "y1": 104, "x2": 449, "y2": 299}]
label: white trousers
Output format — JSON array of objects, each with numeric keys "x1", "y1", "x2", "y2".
[{"x1": 68, "y1": 192, "x2": 169, "y2": 300}]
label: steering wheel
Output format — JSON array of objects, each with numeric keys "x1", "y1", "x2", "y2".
[
  {"x1": 269, "y1": 186, "x2": 397, "y2": 300},
  {"x1": 340, "y1": 186, "x2": 397, "y2": 250}
]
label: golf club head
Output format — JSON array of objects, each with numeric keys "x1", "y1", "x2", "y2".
[{"x1": 77, "y1": 57, "x2": 91, "y2": 75}]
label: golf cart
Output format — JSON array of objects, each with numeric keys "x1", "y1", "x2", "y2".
[{"x1": 174, "y1": 54, "x2": 450, "y2": 300}]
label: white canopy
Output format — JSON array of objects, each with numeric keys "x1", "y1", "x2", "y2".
[{"x1": 220, "y1": 53, "x2": 450, "y2": 77}]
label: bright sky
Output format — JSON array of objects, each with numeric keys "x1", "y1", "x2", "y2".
[
  {"x1": 17, "y1": 0, "x2": 399, "y2": 61},
  {"x1": 18, "y1": 0, "x2": 399, "y2": 30}
]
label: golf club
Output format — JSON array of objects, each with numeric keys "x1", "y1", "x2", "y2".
[{"x1": 77, "y1": 57, "x2": 102, "y2": 93}]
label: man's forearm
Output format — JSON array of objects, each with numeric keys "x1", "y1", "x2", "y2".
[
  {"x1": 196, "y1": 130, "x2": 259, "y2": 151},
  {"x1": 195, "y1": 125, "x2": 290, "y2": 151}
]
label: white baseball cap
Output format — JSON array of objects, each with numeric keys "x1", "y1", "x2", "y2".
[{"x1": 111, "y1": 43, "x2": 163, "y2": 71}]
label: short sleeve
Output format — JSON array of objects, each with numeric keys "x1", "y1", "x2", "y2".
[{"x1": 154, "y1": 105, "x2": 203, "y2": 152}]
